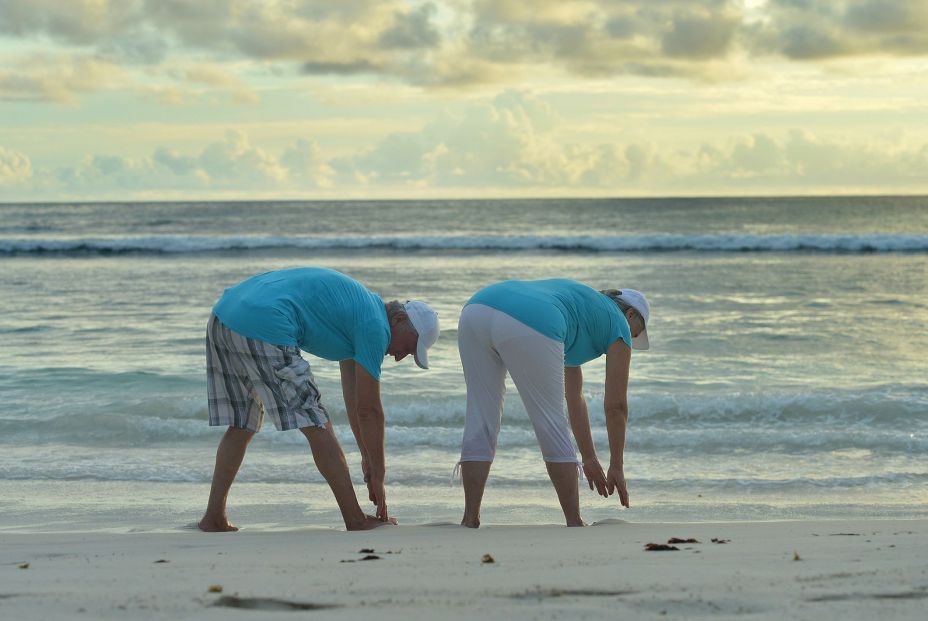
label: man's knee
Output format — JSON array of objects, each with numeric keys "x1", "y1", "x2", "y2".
[
  {"x1": 225, "y1": 426, "x2": 256, "y2": 441},
  {"x1": 299, "y1": 423, "x2": 331, "y2": 441}
]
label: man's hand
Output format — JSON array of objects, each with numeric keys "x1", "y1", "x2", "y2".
[
  {"x1": 606, "y1": 465, "x2": 630, "y2": 508},
  {"x1": 367, "y1": 472, "x2": 389, "y2": 521},
  {"x1": 361, "y1": 456, "x2": 371, "y2": 483},
  {"x1": 361, "y1": 456, "x2": 376, "y2": 503},
  {"x1": 582, "y1": 458, "x2": 609, "y2": 497}
]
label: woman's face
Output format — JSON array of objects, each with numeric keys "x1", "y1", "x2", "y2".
[{"x1": 625, "y1": 309, "x2": 645, "y2": 338}]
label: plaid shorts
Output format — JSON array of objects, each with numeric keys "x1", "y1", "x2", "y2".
[{"x1": 206, "y1": 313, "x2": 329, "y2": 432}]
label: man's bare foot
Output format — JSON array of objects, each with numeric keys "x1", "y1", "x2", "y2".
[
  {"x1": 566, "y1": 519, "x2": 587, "y2": 527},
  {"x1": 461, "y1": 516, "x2": 480, "y2": 528},
  {"x1": 347, "y1": 514, "x2": 397, "y2": 531},
  {"x1": 198, "y1": 516, "x2": 239, "y2": 532}
]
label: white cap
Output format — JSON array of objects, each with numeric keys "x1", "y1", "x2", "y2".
[
  {"x1": 404, "y1": 300, "x2": 439, "y2": 369},
  {"x1": 614, "y1": 289, "x2": 650, "y2": 351}
]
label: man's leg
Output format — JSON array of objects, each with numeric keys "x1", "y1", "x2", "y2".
[
  {"x1": 461, "y1": 461, "x2": 492, "y2": 528},
  {"x1": 301, "y1": 423, "x2": 393, "y2": 531},
  {"x1": 199, "y1": 426, "x2": 254, "y2": 532}
]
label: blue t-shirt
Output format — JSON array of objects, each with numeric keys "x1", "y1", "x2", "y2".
[
  {"x1": 212, "y1": 267, "x2": 391, "y2": 381},
  {"x1": 467, "y1": 279, "x2": 631, "y2": 367}
]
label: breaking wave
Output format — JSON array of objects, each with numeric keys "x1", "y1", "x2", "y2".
[{"x1": 3, "y1": 233, "x2": 928, "y2": 255}]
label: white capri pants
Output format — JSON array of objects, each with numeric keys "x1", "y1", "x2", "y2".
[{"x1": 458, "y1": 303, "x2": 577, "y2": 464}]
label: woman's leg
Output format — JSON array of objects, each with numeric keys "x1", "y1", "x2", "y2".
[
  {"x1": 458, "y1": 305, "x2": 507, "y2": 528},
  {"x1": 544, "y1": 462, "x2": 583, "y2": 527},
  {"x1": 461, "y1": 461, "x2": 492, "y2": 528},
  {"x1": 496, "y1": 322, "x2": 583, "y2": 527}
]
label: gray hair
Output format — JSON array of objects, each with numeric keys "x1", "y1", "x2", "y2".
[
  {"x1": 385, "y1": 300, "x2": 405, "y2": 319},
  {"x1": 385, "y1": 300, "x2": 418, "y2": 335}
]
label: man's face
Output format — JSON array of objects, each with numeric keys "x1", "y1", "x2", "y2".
[{"x1": 386, "y1": 319, "x2": 418, "y2": 363}]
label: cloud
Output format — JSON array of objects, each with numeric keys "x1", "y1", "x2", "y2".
[
  {"x1": 8, "y1": 124, "x2": 928, "y2": 200},
  {"x1": 327, "y1": 92, "x2": 928, "y2": 193},
  {"x1": 0, "y1": 53, "x2": 255, "y2": 106},
  {"x1": 462, "y1": 0, "x2": 744, "y2": 80},
  {"x1": 152, "y1": 147, "x2": 199, "y2": 177},
  {"x1": 666, "y1": 130, "x2": 928, "y2": 191},
  {"x1": 379, "y1": 4, "x2": 440, "y2": 49},
  {"x1": 0, "y1": 0, "x2": 140, "y2": 45},
  {"x1": 730, "y1": 133, "x2": 788, "y2": 175},
  {"x1": 50, "y1": 130, "x2": 334, "y2": 195},
  {"x1": 281, "y1": 139, "x2": 335, "y2": 188},
  {"x1": 0, "y1": 53, "x2": 124, "y2": 103},
  {"x1": 168, "y1": 63, "x2": 259, "y2": 103},
  {"x1": 0, "y1": 0, "x2": 430, "y2": 98},
  {"x1": 1, "y1": 0, "x2": 927, "y2": 98},
  {"x1": 334, "y1": 90, "x2": 650, "y2": 188},
  {"x1": 661, "y1": 12, "x2": 739, "y2": 60},
  {"x1": 52, "y1": 130, "x2": 289, "y2": 194},
  {"x1": 191, "y1": 130, "x2": 288, "y2": 183},
  {"x1": 56, "y1": 153, "x2": 162, "y2": 192},
  {"x1": 750, "y1": 0, "x2": 928, "y2": 59},
  {"x1": 301, "y1": 60, "x2": 383, "y2": 76},
  {"x1": 0, "y1": 145, "x2": 32, "y2": 185},
  {"x1": 0, "y1": 1, "x2": 430, "y2": 63},
  {"x1": 844, "y1": 0, "x2": 928, "y2": 35}
]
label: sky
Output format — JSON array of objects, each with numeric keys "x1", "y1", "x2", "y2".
[{"x1": 1, "y1": 0, "x2": 928, "y2": 201}]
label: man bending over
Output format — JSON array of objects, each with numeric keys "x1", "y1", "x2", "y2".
[{"x1": 198, "y1": 267, "x2": 439, "y2": 531}]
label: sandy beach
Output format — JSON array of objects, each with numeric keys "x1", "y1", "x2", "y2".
[{"x1": 3, "y1": 518, "x2": 926, "y2": 620}]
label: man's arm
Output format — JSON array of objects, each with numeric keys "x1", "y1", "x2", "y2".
[
  {"x1": 339, "y1": 360, "x2": 372, "y2": 488},
  {"x1": 603, "y1": 339, "x2": 631, "y2": 508},
  {"x1": 339, "y1": 360, "x2": 363, "y2": 449},
  {"x1": 565, "y1": 366, "x2": 608, "y2": 497},
  {"x1": 353, "y1": 363, "x2": 389, "y2": 520}
]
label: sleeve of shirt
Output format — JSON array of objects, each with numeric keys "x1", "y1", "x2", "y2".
[{"x1": 352, "y1": 321, "x2": 390, "y2": 382}]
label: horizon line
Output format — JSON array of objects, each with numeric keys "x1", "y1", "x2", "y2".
[{"x1": 2, "y1": 191, "x2": 927, "y2": 207}]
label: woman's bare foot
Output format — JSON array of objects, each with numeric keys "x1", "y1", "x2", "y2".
[
  {"x1": 347, "y1": 514, "x2": 397, "y2": 531},
  {"x1": 461, "y1": 516, "x2": 480, "y2": 528},
  {"x1": 198, "y1": 515, "x2": 239, "y2": 532}
]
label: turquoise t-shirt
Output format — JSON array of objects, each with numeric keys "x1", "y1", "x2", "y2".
[
  {"x1": 467, "y1": 279, "x2": 631, "y2": 367},
  {"x1": 212, "y1": 267, "x2": 391, "y2": 381}
]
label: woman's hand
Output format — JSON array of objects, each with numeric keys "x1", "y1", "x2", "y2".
[
  {"x1": 582, "y1": 458, "x2": 609, "y2": 497},
  {"x1": 606, "y1": 465, "x2": 630, "y2": 508}
]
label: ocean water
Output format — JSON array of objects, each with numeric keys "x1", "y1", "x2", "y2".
[{"x1": 1, "y1": 197, "x2": 926, "y2": 531}]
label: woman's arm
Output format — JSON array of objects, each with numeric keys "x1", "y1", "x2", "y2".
[
  {"x1": 604, "y1": 339, "x2": 632, "y2": 508},
  {"x1": 565, "y1": 366, "x2": 608, "y2": 497}
]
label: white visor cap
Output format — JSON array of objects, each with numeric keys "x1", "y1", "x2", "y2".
[
  {"x1": 615, "y1": 289, "x2": 650, "y2": 351},
  {"x1": 404, "y1": 300, "x2": 439, "y2": 369}
]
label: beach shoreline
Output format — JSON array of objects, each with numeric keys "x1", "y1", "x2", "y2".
[{"x1": 3, "y1": 518, "x2": 926, "y2": 620}]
